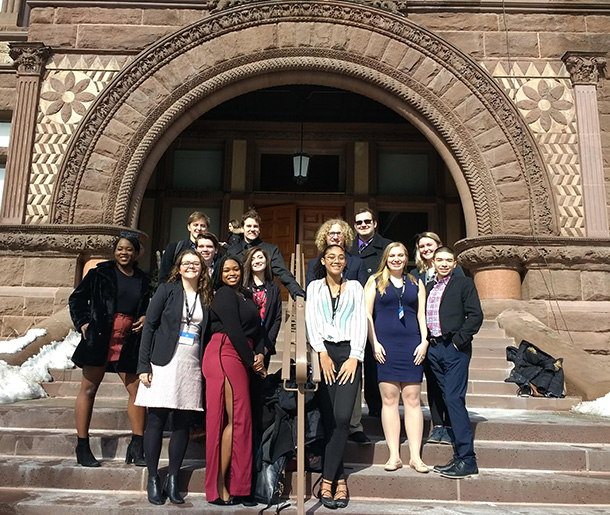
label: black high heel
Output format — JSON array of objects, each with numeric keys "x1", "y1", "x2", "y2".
[
  {"x1": 75, "y1": 437, "x2": 100, "y2": 467},
  {"x1": 163, "y1": 474, "x2": 184, "y2": 504},
  {"x1": 125, "y1": 434, "x2": 146, "y2": 466},
  {"x1": 147, "y1": 474, "x2": 166, "y2": 505}
]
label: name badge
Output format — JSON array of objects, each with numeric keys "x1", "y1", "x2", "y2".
[
  {"x1": 179, "y1": 331, "x2": 196, "y2": 345},
  {"x1": 398, "y1": 306, "x2": 404, "y2": 319}
]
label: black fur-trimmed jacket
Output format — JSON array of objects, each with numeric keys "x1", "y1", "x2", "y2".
[{"x1": 69, "y1": 260, "x2": 150, "y2": 371}]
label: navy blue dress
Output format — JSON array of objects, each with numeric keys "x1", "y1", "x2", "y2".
[{"x1": 373, "y1": 278, "x2": 424, "y2": 383}]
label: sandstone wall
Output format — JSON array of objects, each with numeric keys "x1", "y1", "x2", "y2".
[{"x1": 0, "y1": 255, "x2": 75, "y2": 338}]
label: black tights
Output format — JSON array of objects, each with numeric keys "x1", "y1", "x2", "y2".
[
  {"x1": 144, "y1": 407, "x2": 191, "y2": 476},
  {"x1": 318, "y1": 341, "x2": 362, "y2": 482}
]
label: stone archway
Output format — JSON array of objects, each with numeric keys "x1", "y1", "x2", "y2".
[{"x1": 51, "y1": 0, "x2": 557, "y2": 237}]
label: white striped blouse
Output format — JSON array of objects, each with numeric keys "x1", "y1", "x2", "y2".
[{"x1": 305, "y1": 279, "x2": 367, "y2": 362}]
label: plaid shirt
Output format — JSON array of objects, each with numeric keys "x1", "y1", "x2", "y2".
[{"x1": 426, "y1": 274, "x2": 452, "y2": 337}]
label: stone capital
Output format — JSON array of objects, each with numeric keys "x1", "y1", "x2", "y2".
[
  {"x1": 0, "y1": 225, "x2": 148, "y2": 256},
  {"x1": 455, "y1": 235, "x2": 610, "y2": 272},
  {"x1": 8, "y1": 42, "x2": 52, "y2": 76},
  {"x1": 562, "y1": 51, "x2": 607, "y2": 86}
]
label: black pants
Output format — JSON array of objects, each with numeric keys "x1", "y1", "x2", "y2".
[
  {"x1": 144, "y1": 407, "x2": 191, "y2": 477},
  {"x1": 363, "y1": 341, "x2": 382, "y2": 415},
  {"x1": 318, "y1": 341, "x2": 362, "y2": 482},
  {"x1": 424, "y1": 359, "x2": 451, "y2": 427}
]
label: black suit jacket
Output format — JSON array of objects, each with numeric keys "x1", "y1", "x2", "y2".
[
  {"x1": 426, "y1": 274, "x2": 483, "y2": 355},
  {"x1": 349, "y1": 232, "x2": 392, "y2": 276},
  {"x1": 137, "y1": 282, "x2": 210, "y2": 374},
  {"x1": 158, "y1": 238, "x2": 195, "y2": 284},
  {"x1": 260, "y1": 280, "x2": 282, "y2": 355},
  {"x1": 226, "y1": 237, "x2": 305, "y2": 298}
]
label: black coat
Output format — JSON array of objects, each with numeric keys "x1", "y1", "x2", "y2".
[
  {"x1": 255, "y1": 280, "x2": 282, "y2": 356},
  {"x1": 158, "y1": 238, "x2": 195, "y2": 284},
  {"x1": 69, "y1": 261, "x2": 150, "y2": 371},
  {"x1": 226, "y1": 237, "x2": 305, "y2": 299},
  {"x1": 137, "y1": 281, "x2": 210, "y2": 375},
  {"x1": 425, "y1": 274, "x2": 483, "y2": 354},
  {"x1": 349, "y1": 232, "x2": 392, "y2": 276}
]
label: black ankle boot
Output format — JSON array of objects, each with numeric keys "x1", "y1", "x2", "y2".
[
  {"x1": 75, "y1": 437, "x2": 100, "y2": 467},
  {"x1": 147, "y1": 474, "x2": 166, "y2": 505},
  {"x1": 163, "y1": 474, "x2": 184, "y2": 504},
  {"x1": 125, "y1": 434, "x2": 146, "y2": 466}
]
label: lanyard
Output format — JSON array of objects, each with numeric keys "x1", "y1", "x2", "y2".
[
  {"x1": 325, "y1": 278, "x2": 343, "y2": 322},
  {"x1": 184, "y1": 291, "x2": 199, "y2": 326},
  {"x1": 392, "y1": 276, "x2": 406, "y2": 320}
]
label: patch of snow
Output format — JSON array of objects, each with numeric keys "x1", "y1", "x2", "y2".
[
  {"x1": 571, "y1": 391, "x2": 610, "y2": 418},
  {"x1": 0, "y1": 330, "x2": 79, "y2": 404},
  {"x1": 0, "y1": 328, "x2": 47, "y2": 354}
]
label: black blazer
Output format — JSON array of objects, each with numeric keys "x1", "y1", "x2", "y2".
[
  {"x1": 137, "y1": 282, "x2": 210, "y2": 375},
  {"x1": 158, "y1": 238, "x2": 194, "y2": 284},
  {"x1": 349, "y1": 232, "x2": 392, "y2": 276},
  {"x1": 69, "y1": 260, "x2": 150, "y2": 370},
  {"x1": 426, "y1": 275, "x2": 483, "y2": 355},
  {"x1": 256, "y1": 280, "x2": 282, "y2": 356}
]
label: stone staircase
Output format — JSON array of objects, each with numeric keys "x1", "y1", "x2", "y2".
[{"x1": 1, "y1": 320, "x2": 609, "y2": 513}]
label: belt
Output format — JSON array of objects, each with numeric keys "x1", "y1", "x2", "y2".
[{"x1": 429, "y1": 335, "x2": 450, "y2": 346}]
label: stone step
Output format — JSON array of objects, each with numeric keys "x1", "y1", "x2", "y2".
[
  {"x1": 2, "y1": 488, "x2": 606, "y2": 515},
  {"x1": 470, "y1": 356, "x2": 520, "y2": 368},
  {"x1": 49, "y1": 368, "x2": 123, "y2": 383},
  {"x1": 2, "y1": 401, "x2": 607, "y2": 445},
  {"x1": 0, "y1": 456, "x2": 609, "y2": 505},
  {"x1": 42, "y1": 380, "x2": 130, "y2": 399},
  {"x1": 468, "y1": 367, "x2": 512, "y2": 380},
  {"x1": 420, "y1": 392, "x2": 580, "y2": 411},
  {"x1": 2, "y1": 428, "x2": 609, "y2": 473}
]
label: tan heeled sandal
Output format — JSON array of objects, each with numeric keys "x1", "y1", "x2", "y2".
[
  {"x1": 319, "y1": 478, "x2": 336, "y2": 509},
  {"x1": 334, "y1": 479, "x2": 349, "y2": 509}
]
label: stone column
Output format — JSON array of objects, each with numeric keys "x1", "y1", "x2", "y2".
[
  {"x1": 562, "y1": 51, "x2": 609, "y2": 238},
  {"x1": 1, "y1": 42, "x2": 51, "y2": 224}
]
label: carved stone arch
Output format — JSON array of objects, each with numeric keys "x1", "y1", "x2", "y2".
[{"x1": 51, "y1": 0, "x2": 557, "y2": 236}]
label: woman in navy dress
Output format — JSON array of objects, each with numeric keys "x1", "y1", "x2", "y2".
[{"x1": 364, "y1": 242, "x2": 429, "y2": 473}]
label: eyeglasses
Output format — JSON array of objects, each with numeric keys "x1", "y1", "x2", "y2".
[
  {"x1": 180, "y1": 261, "x2": 201, "y2": 269},
  {"x1": 328, "y1": 231, "x2": 344, "y2": 237},
  {"x1": 355, "y1": 219, "x2": 373, "y2": 226},
  {"x1": 325, "y1": 255, "x2": 346, "y2": 262}
]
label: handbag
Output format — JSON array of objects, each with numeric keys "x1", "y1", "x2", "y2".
[{"x1": 254, "y1": 454, "x2": 287, "y2": 508}]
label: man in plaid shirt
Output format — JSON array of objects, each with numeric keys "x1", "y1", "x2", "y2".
[{"x1": 425, "y1": 247, "x2": 483, "y2": 479}]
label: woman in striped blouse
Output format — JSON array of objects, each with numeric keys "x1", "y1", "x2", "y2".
[{"x1": 306, "y1": 244, "x2": 367, "y2": 510}]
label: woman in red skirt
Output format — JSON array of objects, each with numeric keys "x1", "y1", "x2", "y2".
[{"x1": 203, "y1": 254, "x2": 267, "y2": 505}]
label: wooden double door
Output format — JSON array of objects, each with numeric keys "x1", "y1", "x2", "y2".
[{"x1": 258, "y1": 204, "x2": 343, "y2": 297}]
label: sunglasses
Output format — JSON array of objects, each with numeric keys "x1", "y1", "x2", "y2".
[{"x1": 355, "y1": 219, "x2": 373, "y2": 226}]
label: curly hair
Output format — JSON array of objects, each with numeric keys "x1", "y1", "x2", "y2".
[
  {"x1": 371, "y1": 242, "x2": 417, "y2": 296},
  {"x1": 211, "y1": 254, "x2": 246, "y2": 292},
  {"x1": 314, "y1": 219, "x2": 354, "y2": 252},
  {"x1": 312, "y1": 244, "x2": 346, "y2": 280},
  {"x1": 414, "y1": 231, "x2": 442, "y2": 273},
  {"x1": 241, "y1": 246, "x2": 273, "y2": 286},
  {"x1": 167, "y1": 249, "x2": 213, "y2": 307}
]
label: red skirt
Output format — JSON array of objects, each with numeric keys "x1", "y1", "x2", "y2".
[
  {"x1": 202, "y1": 332, "x2": 253, "y2": 500},
  {"x1": 107, "y1": 313, "x2": 134, "y2": 362}
]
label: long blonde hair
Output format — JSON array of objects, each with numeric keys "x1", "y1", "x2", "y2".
[
  {"x1": 314, "y1": 218, "x2": 355, "y2": 252},
  {"x1": 372, "y1": 242, "x2": 417, "y2": 296},
  {"x1": 414, "y1": 231, "x2": 442, "y2": 273}
]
